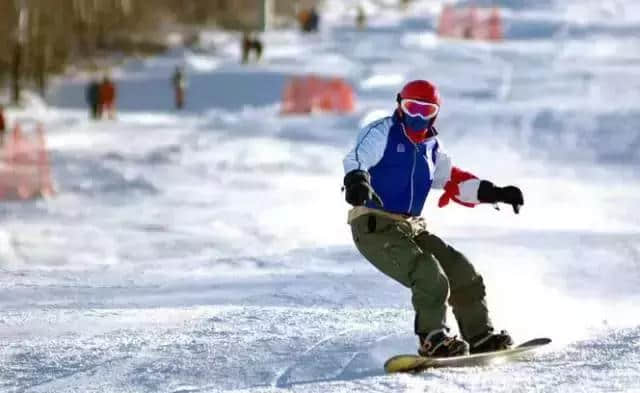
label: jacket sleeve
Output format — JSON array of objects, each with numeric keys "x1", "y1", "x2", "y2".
[
  {"x1": 432, "y1": 140, "x2": 481, "y2": 208},
  {"x1": 343, "y1": 118, "x2": 391, "y2": 173}
]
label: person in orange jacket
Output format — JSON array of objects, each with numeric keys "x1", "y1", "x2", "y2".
[{"x1": 99, "y1": 77, "x2": 117, "y2": 119}]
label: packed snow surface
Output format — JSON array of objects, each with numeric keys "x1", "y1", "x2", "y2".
[{"x1": 2, "y1": 0, "x2": 640, "y2": 392}]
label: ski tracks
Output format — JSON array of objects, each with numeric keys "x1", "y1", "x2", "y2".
[{"x1": 272, "y1": 330, "x2": 396, "y2": 388}]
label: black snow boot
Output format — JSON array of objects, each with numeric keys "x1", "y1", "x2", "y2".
[
  {"x1": 469, "y1": 329, "x2": 513, "y2": 354},
  {"x1": 418, "y1": 330, "x2": 469, "y2": 358}
]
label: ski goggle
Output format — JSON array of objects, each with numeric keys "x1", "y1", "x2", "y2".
[{"x1": 400, "y1": 99, "x2": 440, "y2": 120}]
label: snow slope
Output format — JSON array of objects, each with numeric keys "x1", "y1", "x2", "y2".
[{"x1": 1, "y1": 0, "x2": 640, "y2": 392}]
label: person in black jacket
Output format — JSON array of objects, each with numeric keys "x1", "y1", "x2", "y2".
[{"x1": 86, "y1": 78, "x2": 100, "y2": 119}]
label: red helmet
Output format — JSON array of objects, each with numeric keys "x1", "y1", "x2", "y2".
[{"x1": 397, "y1": 80, "x2": 441, "y2": 106}]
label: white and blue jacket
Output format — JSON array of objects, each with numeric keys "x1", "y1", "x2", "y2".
[{"x1": 343, "y1": 112, "x2": 481, "y2": 216}]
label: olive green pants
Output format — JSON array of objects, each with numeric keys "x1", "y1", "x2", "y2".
[{"x1": 350, "y1": 213, "x2": 492, "y2": 340}]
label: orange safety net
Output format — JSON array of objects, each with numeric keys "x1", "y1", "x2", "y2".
[
  {"x1": 281, "y1": 75, "x2": 356, "y2": 115},
  {"x1": 438, "y1": 6, "x2": 503, "y2": 41},
  {"x1": 0, "y1": 124, "x2": 55, "y2": 200}
]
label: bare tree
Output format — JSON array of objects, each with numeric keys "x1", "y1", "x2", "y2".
[{"x1": 0, "y1": 0, "x2": 301, "y2": 103}]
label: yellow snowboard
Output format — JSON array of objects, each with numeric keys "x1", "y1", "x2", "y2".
[{"x1": 384, "y1": 338, "x2": 551, "y2": 373}]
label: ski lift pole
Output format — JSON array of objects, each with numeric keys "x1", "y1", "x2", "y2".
[
  {"x1": 259, "y1": 0, "x2": 274, "y2": 32},
  {"x1": 11, "y1": 0, "x2": 28, "y2": 105}
]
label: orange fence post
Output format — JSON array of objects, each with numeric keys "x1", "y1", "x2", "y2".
[
  {"x1": 281, "y1": 78, "x2": 295, "y2": 114},
  {"x1": 468, "y1": 7, "x2": 479, "y2": 39},
  {"x1": 10, "y1": 125, "x2": 20, "y2": 166},
  {"x1": 487, "y1": 8, "x2": 503, "y2": 41},
  {"x1": 0, "y1": 130, "x2": 6, "y2": 199},
  {"x1": 438, "y1": 5, "x2": 454, "y2": 37},
  {"x1": 37, "y1": 124, "x2": 54, "y2": 197},
  {"x1": 9, "y1": 125, "x2": 20, "y2": 198}
]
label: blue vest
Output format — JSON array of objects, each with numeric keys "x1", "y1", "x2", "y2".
[{"x1": 344, "y1": 113, "x2": 439, "y2": 216}]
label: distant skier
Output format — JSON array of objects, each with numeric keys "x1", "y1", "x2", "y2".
[
  {"x1": 241, "y1": 32, "x2": 263, "y2": 64},
  {"x1": 99, "y1": 76, "x2": 117, "y2": 119},
  {"x1": 343, "y1": 80, "x2": 523, "y2": 357},
  {"x1": 86, "y1": 78, "x2": 100, "y2": 119},
  {"x1": 308, "y1": 7, "x2": 319, "y2": 32},
  {"x1": 242, "y1": 32, "x2": 251, "y2": 64},
  {"x1": 172, "y1": 66, "x2": 187, "y2": 110},
  {"x1": 299, "y1": 7, "x2": 320, "y2": 33},
  {"x1": 356, "y1": 5, "x2": 367, "y2": 30}
]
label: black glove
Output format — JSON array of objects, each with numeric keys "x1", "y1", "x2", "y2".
[
  {"x1": 477, "y1": 180, "x2": 524, "y2": 214},
  {"x1": 343, "y1": 170, "x2": 383, "y2": 207}
]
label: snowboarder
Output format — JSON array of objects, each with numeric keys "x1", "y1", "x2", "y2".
[{"x1": 342, "y1": 80, "x2": 523, "y2": 357}]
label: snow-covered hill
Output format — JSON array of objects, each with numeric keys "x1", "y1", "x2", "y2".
[{"x1": 1, "y1": 0, "x2": 639, "y2": 392}]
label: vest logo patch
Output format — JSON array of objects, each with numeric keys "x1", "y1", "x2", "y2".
[{"x1": 397, "y1": 144, "x2": 405, "y2": 153}]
